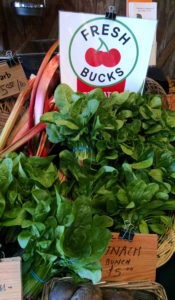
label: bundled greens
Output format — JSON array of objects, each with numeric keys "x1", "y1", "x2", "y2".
[
  {"x1": 0, "y1": 153, "x2": 112, "y2": 298},
  {"x1": 41, "y1": 84, "x2": 175, "y2": 234},
  {"x1": 2, "y1": 84, "x2": 175, "y2": 298}
]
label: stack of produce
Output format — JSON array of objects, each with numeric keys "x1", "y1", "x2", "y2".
[{"x1": 0, "y1": 41, "x2": 175, "y2": 299}]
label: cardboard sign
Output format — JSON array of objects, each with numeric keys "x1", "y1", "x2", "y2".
[
  {"x1": 0, "y1": 257, "x2": 22, "y2": 300},
  {"x1": 59, "y1": 11, "x2": 157, "y2": 95},
  {"x1": 100, "y1": 233, "x2": 157, "y2": 282},
  {"x1": 0, "y1": 61, "x2": 29, "y2": 100}
]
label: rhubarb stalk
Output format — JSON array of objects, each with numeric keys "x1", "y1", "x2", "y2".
[
  {"x1": 7, "y1": 109, "x2": 29, "y2": 146},
  {"x1": 36, "y1": 131, "x2": 48, "y2": 157},
  {"x1": 28, "y1": 40, "x2": 58, "y2": 130},
  {"x1": 0, "y1": 123, "x2": 46, "y2": 158},
  {"x1": 34, "y1": 54, "x2": 60, "y2": 125},
  {"x1": 0, "y1": 78, "x2": 35, "y2": 151},
  {"x1": 36, "y1": 95, "x2": 55, "y2": 157},
  {"x1": 9, "y1": 121, "x2": 29, "y2": 145}
]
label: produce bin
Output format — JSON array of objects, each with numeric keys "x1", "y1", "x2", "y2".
[
  {"x1": 41, "y1": 278, "x2": 168, "y2": 300},
  {"x1": 16, "y1": 39, "x2": 57, "y2": 78}
]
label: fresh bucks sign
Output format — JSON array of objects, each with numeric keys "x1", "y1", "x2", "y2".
[
  {"x1": 69, "y1": 18, "x2": 138, "y2": 86},
  {"x1": 59, "y1": 11, "x2": 157, "y2": 95}
]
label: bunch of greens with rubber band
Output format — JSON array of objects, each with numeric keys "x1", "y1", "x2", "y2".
[
  {"x1": 41, "y1": 84, "x2": 175, "y2": 235},
  {"x1": 41, "y1": 84, "x2": 103, "y2": 161},
  {"x1": 0, "y1": 153, "x2": 112, "y2": 298}
]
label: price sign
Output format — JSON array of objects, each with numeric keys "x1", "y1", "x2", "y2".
[
  {"x1": 0, "y1": 257, "x2": 22, "y2": 300},
  {"x1": 100, "y1": 233, "x2": 157, "y2": 282},
  {"x1": 0, "y1": 61, "x2": 29, "y2": 100}
]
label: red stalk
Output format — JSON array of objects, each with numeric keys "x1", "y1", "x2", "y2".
[
  {"x1": 36, "y1": 95, "x2": 55, "y2": 157},
  {"x1": 7, "y1": 109, "x2": 29, "y2": 146},
  {"x1": 10, "y1": 121, "x2": 29, "y2": 145},
  {"x1": 36, "y1": 131, "x2": 48, "y2": 157},
  {"x1": 44, "y1": 95, "x2": 54, "y2": 113},
  {"x1": 28, "y1": 40, "x2": 58, "y2": 130},
  {"x1": 40, "y1": 138, "x2": 51, "y2": 157},
  {"x1": 34, "y1": 54, "x2": 60, "y2": 125},
  {"x1": 0, "y1": 78, "x2": 35, "y2": 151},
  {"x1": 0, "y1": 123, "x2": 46, "y2": 158}
]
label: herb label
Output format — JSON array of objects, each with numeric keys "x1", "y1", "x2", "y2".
[
  {"x1": 0, "y1": 61, "x2": 28, "y2": 100},
  {"x1": 100, "y1": 233, "x2": 157, "y2": 281},
  {"x1": 59, "y1": 11, "x2": 157, "y2": 95},
  {"x1": 0, "y1": 257, "x2": 22, "y2": 300}
]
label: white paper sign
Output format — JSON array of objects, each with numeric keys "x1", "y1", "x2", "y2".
[
  {"x1": 59, "y1": 11, "x2": 157, "y2": 95},
  {"x1": 128, "y1": 2, "x2": 157, "y2": 66},
  {"x1": 129, "y1": 2, "x2": 157, "y2": 20}
]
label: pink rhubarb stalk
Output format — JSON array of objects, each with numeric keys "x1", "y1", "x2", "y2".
[
  {"x1": 36, "y1": 131, "x2": 48, "y2": 157},
  {"x1": 28, "y1": 40, "x2": 58, "y2": 130},
  {"x1": 9, "y1": 121, "x2": 29, "y2": 145},
  {"x1": 36, "y1": 95, "x2": 55, "y2": 157},
  {"x1": 0, "y1": 78, "x2": 35, "y2": 151},
  {"x1": 0, "y1": 123, "x2": 46, "y2": 158},
  {"x1": 7, "y1": 108, "x2": 29, "y2": 146},
  {"x1": 34, "y1": 54, "x2": 60, "y2": 125}
]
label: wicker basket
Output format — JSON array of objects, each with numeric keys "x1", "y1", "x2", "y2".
[
  {"x1": 144, "y1": 77, "x2": 168, "y2": 109},
  {"x1": 98, "y1": 281, "x2": 168, "y2": 300},
  {"x1": 157, "y1": 224, "x2": 175, "y2": 268},
  {"x1": 42, "y1": 278, "x2": 168, "y2": 300}
]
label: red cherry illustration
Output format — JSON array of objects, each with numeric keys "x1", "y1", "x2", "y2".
[
  {"x1": 102, "y1": 49, "x2": 121, "y2": 67},
  {"x1": 85, "y1": 48, "x2": 101, "y2": 67},
  {"x1": 85, "y1": 38, "x2": 121, "y2": 68}
]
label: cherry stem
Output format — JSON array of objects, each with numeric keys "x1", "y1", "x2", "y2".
[{"x1": 96, "y1": 38, "x2": 109, "y2": 53}]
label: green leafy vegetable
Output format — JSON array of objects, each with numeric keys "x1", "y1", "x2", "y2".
[
  {"x1": 41, "y1": 84, "x2": 175, "y2": 237},
  {"x1": 2, "y1": 85, "x2": 175, "y2": 298},
  {"x1": 0, "y1": 153, "x2": 112, "y2": 298}
]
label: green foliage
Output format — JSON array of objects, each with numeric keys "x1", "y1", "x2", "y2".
[
  {"x1": 0, "y1": 153, "x2": 112, "y2": 298},
  {"x1": 41, "y1": 84, "x2": 175, "y2": 236},
  {"x1": 2, "y1": 85, "x2": 175, "y2": 298}
]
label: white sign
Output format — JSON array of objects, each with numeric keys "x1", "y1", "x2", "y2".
[
  {"x1": 128, "y1": 2, "x2": 157, "y2": 66},
  {"x1": 59, "y1": 11, "x2": 157, "y2": 94},
  {"x1": 129, "y1": 2, "x2": 157, "y2": 20}
]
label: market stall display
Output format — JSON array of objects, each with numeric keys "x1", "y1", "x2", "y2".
[
  {"x1": 0, "y1": 1, "x2": 175, "y2": 299},
  {"x1": 0, "y1": 39, "x2": 174, "y2": 299}
]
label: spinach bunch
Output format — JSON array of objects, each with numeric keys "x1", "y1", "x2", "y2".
[
  {"x1": 41, "y1": 84, "x2": 175, "y2": 166},
  {"x1": 42, "y1": 84, "x2": 175, "y2": 235},
  {"x1": 56, "y1": 150, "x2": 175, "y2": 235},
  {"x1": 0, "y1": 153, "x2": 112, "y2": 298}
]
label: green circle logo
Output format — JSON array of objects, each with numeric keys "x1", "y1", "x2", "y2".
[{"x1": 69, "y1": 17, "x2": 139, "y2": 87}]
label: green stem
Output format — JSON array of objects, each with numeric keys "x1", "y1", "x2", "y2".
[{"x1": 96, "y1": 38, "x2": 109, "y2": 53}]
